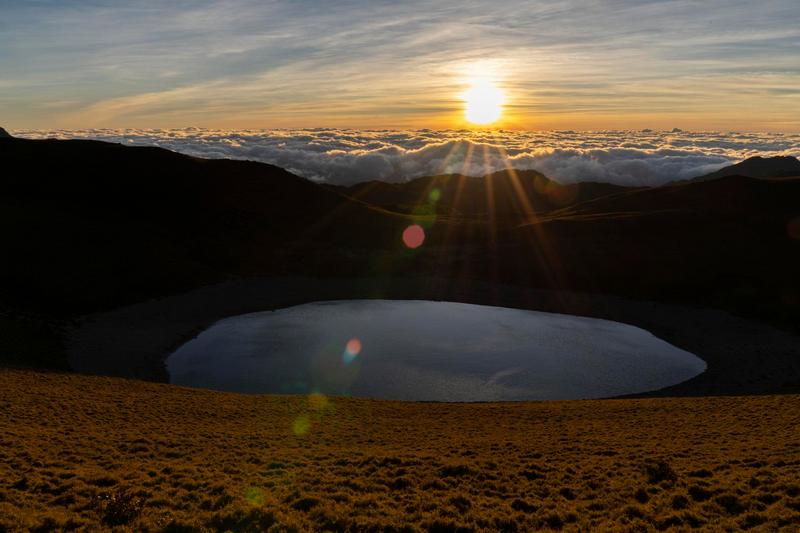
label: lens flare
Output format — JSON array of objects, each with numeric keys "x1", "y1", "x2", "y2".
[
  {"x1": 308, "y1": 392, "x2": 329, "y2": 410},
  {"x1": 292, "y1": 414, "x2": 310, "y2": 436},
  {"x1": 533, "y1": 176, "x2": 578, "y2": 206},
  {"x1": 343, "y1": 337, "x2": 362, "y2": 365},
  {"x1": 346, "y1": 338, "x2": 362, "y2": 355},
  {"x1": 244, "y1": 487, "x2": 265, "y2": 506},
  {"x1": 402, "y1": 224, "x2": 425, "y2": 249}
]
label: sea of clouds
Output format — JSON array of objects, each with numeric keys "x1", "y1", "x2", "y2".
[{"x1": 15, "y1": 129, "x2": 800, "y2": 186}]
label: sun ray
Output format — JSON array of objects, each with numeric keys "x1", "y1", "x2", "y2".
[
  {"x1": 482, "y1": 144, "x2": 498, "y2": 250},
  {"x1": 453, "y1": 141, "x2": 475, "y2": 214},
  {"x1": 482, "y1": 144, "x2": 501, "y2": 295},
  {"x1": 434, "y1": 142, "x2": 474, "y2": 276},
  {"x1": 497, "y1": 147, "x2": 568, "y2": 291},
  {"x1": 435, "y1": 138, "x2": 465, "y2": 176}
]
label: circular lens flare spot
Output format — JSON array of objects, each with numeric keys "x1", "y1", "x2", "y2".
[
  {"x1": 308, "y1": 392, "x2": 329, "y2": 410},
  {"x1": 402, "y1": 224, "x2": 425, "y2": 249},
  {"x1": 343, "y1": 337, "x2": 362, "y2": 364},
  {"x1": 244, "y1": 487, "x2": 265, "y2": 506},
  {"x1": 346, "y1": 338, "x2": 362, "y2": 356},
  {"x1": 292, "y1": 415, "x2": 310, "y2": 436}
]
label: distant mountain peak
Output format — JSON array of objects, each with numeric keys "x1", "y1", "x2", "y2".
[
  {"x1": 694, "y1": 155, "x2": 800, "y2": 181},
  {"x1": 737, "y1": 154, "x2": 798, "y2": 164},
  {"x1": 0, "y1": 127, "x2": 12, "y2": 138}
]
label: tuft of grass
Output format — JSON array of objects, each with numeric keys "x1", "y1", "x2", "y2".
[
  {"x1": 671, "y1": 494, "x2": 689, "y2": 510},
  {"x1": 688, "y1": 485, "x2": 713, "y2": 502},
  {"x1": 438, "y1": 465, "x2": 473, "y2": 478},
  {"x1": 643, "y1": 460, "x2": 677, "y2": 485},
  {"x1": 92, "y1": 489, "x2": 144, "y2": 526},
  {"x1": 510, "y1": 498, "x2": 538, "y2": 513},
  {"x1": 290, "y1": 496, "x2": 320, "y2": 512},
  {"x1": 715, "y1": 494, "x2": 745, "y2": 515}
]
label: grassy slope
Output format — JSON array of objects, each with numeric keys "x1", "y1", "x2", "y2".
[{"x1": 1, "y1": 369, "x2": 799, "y2": 532}]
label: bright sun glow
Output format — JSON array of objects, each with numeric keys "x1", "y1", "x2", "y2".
[{"x1": 463, "y1": 79, "x2": 504, "y2": 125}]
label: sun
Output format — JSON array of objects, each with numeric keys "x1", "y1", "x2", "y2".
[{"x1": 463, "y1": 79, "x2": 504, "y2": 125}]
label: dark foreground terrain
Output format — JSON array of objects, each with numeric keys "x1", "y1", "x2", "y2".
[{"x1": 1, "y1": 369, "x2": 799, "y2": 531}]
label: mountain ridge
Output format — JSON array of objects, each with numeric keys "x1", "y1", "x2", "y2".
[
  {"x1": 0, "y1": 134, "x2": 799, "y2": 389},
  {"x1": 693, "y1": 155, "x2": 800, "y2": 181},
  {"x1": 331, "y1": 169, "x2": 631, "y2": 221},
  {"x1": 0, "y1": 136, "x2": 409, "y2": 315},
  {"x1": 1, "y1": 136, "x2": 797, "y2": 346}
]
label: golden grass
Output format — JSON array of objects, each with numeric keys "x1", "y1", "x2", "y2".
[{"x1": 1, "y1": 369, "x2": 799, "y2": 532}]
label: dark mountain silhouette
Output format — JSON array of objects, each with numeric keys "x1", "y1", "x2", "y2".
[
  {"x1": 331, "y1": 170, "x2": 630, "y2": 224},
  {"x1": 501, "y1": 173, "x2": 800, "y2": 325},
  {"x1": 547, "y1": 173, "x2": 800, "y2": 221},
  {"x1": 0, "y1": 136, "x2": 408, "y2": 314},
  {"x1": 0, "y1": 127, "x2": 12, "y2": 138},
  {"x1": 693, "y1": 155, "x2": 800, "y2": 181},
  {"x1": 1, "y1": 136, "x2": 799, "y2": 372}
]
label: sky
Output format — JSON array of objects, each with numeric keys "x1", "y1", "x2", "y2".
[{"x1": 2, "y1": 0, "x2": 799, "y2": 131}]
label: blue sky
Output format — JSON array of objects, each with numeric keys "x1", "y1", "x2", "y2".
[{"x1": 1, "y1": 0, "x2": 799, "y2": 130}]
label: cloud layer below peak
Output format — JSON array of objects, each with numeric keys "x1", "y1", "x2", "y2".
[{"x1": 15, "y1": 128, "x2": 800, "y2": 186}]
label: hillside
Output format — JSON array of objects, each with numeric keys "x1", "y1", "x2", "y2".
[
  {"x1": 1, "y1": 137, "x2": 799, "y2": 379},
  {"x1": 493, "y1": 175, "x2": 800, "y2": 327},
  {"x1": 2, "y1": 368, "x2": 799, "y2": 531},
  {"x1": 693, "y1": 155, "x2": 800, "y2": 181},
  {"x1": 0, "y1": 136, "x2": 408, "y2": 314},
  {"x1": 544, "y1": 173, "x2": 800, "y2": 219},
  {"x1": 332, "y1": 170, "x2": 630, "y2": 223}
]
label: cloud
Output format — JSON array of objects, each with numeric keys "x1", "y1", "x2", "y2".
[
  {"x1": 2, "y1": 1, "x2": 800, "y2": 130},
  {"x1": 14, "y1": 128, "x2": 800, "y2": 186}
]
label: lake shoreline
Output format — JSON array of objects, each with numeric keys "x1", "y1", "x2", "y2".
[
  {"x1": 67, "y1": 276, "x2": 800, "y2": 398},
  {"x1": 167, "y1": 299, "x2": 706, "y2": 400}
]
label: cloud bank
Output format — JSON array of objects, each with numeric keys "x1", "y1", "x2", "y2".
[{"x1": 15, "y1": 129, "x2": 800, "y2": 186}]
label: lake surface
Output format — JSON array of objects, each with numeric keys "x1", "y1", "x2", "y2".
[{"x1": 167, "y1": 300, "x2": 705, "y2": 401}]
